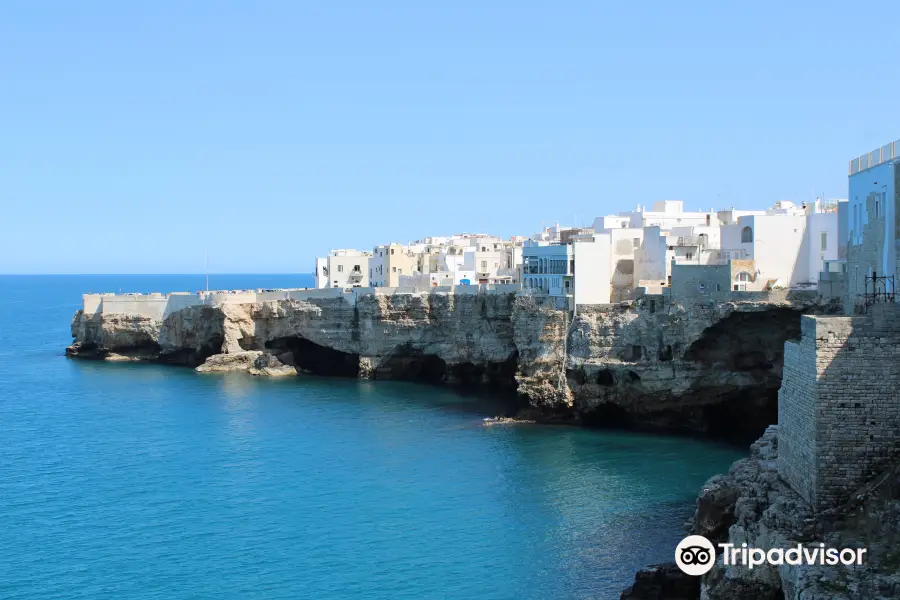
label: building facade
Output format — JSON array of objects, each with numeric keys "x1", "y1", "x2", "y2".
[
  {"x1": 314, "y1": 250, "x2": 372, "y2": 288},
  {"x1": 846, "y1": 139, "x2": 900, "y2": 311}
]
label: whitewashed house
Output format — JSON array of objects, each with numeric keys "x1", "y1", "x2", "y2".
[{"x1": 314, "y1": 249, "x2": 372, "y2": 288}]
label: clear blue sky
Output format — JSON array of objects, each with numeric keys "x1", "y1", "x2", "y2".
[{"x1": 2, "y1": 1, "x2": 898, "y2": 274}]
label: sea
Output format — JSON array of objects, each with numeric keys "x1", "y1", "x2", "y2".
[{"x1": 0, "y1": 275, "x2": 745, "y2": 600}]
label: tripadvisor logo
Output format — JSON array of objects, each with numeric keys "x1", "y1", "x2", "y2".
[
  {"x1": 675, "y1": 535, "x2": 716, "y2": 576},
  {"x1": 675, "y1": 535, "x2": 868, "y2": 576}
]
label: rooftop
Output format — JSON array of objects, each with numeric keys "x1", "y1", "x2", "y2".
[{"x1": 849, "y1": 139, "x2": 900, "y2": 175}]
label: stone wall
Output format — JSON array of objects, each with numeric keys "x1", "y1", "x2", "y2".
[
  {"x1": 669, "y1": 263, "x2": 732, "y2": 301},
  {"x1": 778, "y1": 305, "x2": 900, "y2": 510},
  {"x1": 777, "y1": 317, "x2": 834, "y2": 505}
]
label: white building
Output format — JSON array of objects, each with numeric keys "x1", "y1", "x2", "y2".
[
  {"x1": 572, "y1": 234, "x2": 613, "y2": 305},
  {"x1": 358, "y1": 233, "x2": 524, "y2": 288},
  {"x1": 370, "y1": 243, "x2": 420, "y2": 287},
  {"x1": 314, "y1": 249, "x2": 372, "y2": 288},
  {"x1": 592, "y1": 200, "x2": 719, "y2": 232},
  {"x1": 634, "y1": 225, "x2": 722, "y2": 289},
  {"x1": 719, "y1": 200, "x2": 839, "y2": 289}
]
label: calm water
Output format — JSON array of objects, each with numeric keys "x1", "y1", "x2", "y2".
[{"x1": 0, "y1": 275, "x2": 744, "y2": 600}]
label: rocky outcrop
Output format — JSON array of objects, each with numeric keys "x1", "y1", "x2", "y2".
[
  {"x1": 620, "y1": 563, "x2": 700, "y2": 600},
  {"x1": 195, "y1": 350, "x2": 298, "y2": 376},
  {"x1": 621, "y1": 425, "x2": 900, "y2": 599},
  {"x1": 66, "y1": 291, "x2": 837, "y2": 436}
]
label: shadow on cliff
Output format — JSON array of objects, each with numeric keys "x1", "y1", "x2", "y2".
[{"x1": 573, "y1": 307, "x2": 809, "y2": 446}]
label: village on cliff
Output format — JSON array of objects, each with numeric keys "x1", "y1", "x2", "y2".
[
  {"x1": 314, "y1": 139, "x2": 898, "y2": 312},
  {"x1": 69, "y1": 140, "x2": 900, "y2": 598}
]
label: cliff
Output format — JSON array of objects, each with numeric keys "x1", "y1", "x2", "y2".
[
  {"x1": 621, "y1": 426, "x2": 900, "y2": 599},
  {"x1": 67, "y1": 289, "x2": 836, "y2": 438}
]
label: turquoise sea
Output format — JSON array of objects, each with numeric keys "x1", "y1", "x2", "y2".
[{"x1": 0, "y1": 275, "x2": 745, "y2": 600}]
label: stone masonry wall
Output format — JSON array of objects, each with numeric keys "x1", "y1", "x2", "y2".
[
  {"x1": 778, "y1": 305, "x2": 900, "y2": 511},
  {"x1": 777, "y1": 317, "x2": 820, "y2": 505},
  {"x1": 814, "y1": 304, "x2": 900, "y2": 509}
]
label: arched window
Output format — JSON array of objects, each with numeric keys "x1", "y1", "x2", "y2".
[{"x1": 741, "y1": 226, "x2": 753, "y2": 243}]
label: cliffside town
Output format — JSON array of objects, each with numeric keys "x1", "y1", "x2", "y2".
[{"x1": 66, "y1": 138, "x2": 900, "y2": 599}]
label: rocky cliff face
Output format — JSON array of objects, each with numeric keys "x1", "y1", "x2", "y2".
[
  {"x1": 621, "y1": 426, "x2": 900, "y2": 600},
  {"x1": 562, "y1": 298, "x2": 832, "y2": 440},
  {"x1": 67, "y1": 291, "x2": 835, "y2": 436}
]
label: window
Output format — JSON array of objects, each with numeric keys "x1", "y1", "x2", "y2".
[
  {"x1": 398, "y1": 269, "x2": 402, "y2": 274},
  {"x1": 698, "y1": 282, "x2": 706, "y2": 290},
  {"x1": 716, "y1": 284, "x2": 721, "y2": 291},
  {"x1": 392, "y1": 267, "x2": 396, "y2": 273},
  {"x1": 481, "y1": 260, "x2": 487, "y2": 269},
  {"x1": 338, "y1": 265, "x2": 344, "y2": 272},
  {"x1": 390, "y1": 249, "x2": 395, "y2": 255},
  {"x1": 633, "y1": 238, "x2": 640, "y2": 248},
  {"x1": 353, "y1": 264, "x2": 360, "y2": 272},
  {"x1": 686, "y1": 252, "x2": 693, "y2": 260},
  {"x1": 876, "y1": 197, "x2": 880, "y2": 218},
  {"x1": 741, "y1": 226, "x2": 753, "y2": 243},
  {"x1": 821, "y1": 232, "x2": 827, "y2": 250}
]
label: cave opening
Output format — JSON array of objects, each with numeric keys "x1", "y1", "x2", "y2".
[
  {"x1": 265, "y1": 336, "x2": 360, "y2": 377},
  {"x1": 579, "y1": 402, "x2": 633, "y2": 428},
  {"x1": 158, "y1": 337, "x2": 220, "y2": 367},
  {"x1": 374, "y1": 346, "x2": 449, "y2": 383},
  {"x1": 683, "y1": 308, "x2": 801, "y2": 371},
  {"x1": 701, "y1": 388, "x2": 780, "y2": 446},
  {"x1": 597, "y1": 369, "x2": 617, "y2": 386}
]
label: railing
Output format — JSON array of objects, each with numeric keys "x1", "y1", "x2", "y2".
[
  {"x1": 849, "y1": 139, "x2": 900, "y2": 175},
  {"x1": 858, "y1": 272, "x2": 895, "y2": 313}
]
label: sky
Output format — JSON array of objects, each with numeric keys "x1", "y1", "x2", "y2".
[{"x1": 2, "y1": 1, "x2": 899, "y2": 274}]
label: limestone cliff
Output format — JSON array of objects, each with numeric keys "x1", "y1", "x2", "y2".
[
  {"x1": 621, "y1": 426, "x2": 900, "y2": 599},
  {"x1": 562, "y1": 296, "x2": 837, "y2": 439},
  {"x1": 67, "y1": 290, "x2": 836, "y2": 436}
]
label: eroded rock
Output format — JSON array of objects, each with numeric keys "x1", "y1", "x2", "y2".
[{"x1": 195, "y1": 351, "x2": 298, "y2": 376}]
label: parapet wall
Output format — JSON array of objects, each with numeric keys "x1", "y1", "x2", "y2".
[
  {"x1": 778, "y1": 305, "x2": 900, "y2": 510},
  {"x1": 82, "y1": 285, "x2": 526, "y2": 319}
]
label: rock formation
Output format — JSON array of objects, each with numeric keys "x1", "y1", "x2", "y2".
[
  {"x1": 67, "y1": 290, "x2": 836, "y2": 436},
  {"x1": 620, "y1": 425, "x2": 900, "y2": 599},
  {"x1": 195, "y1": 350, "x2": 298, "y2": 376}
]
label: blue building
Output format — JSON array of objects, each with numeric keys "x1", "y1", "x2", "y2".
[{"x1": 847, "y1": 139, "x2": 900, "y2": 304}]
